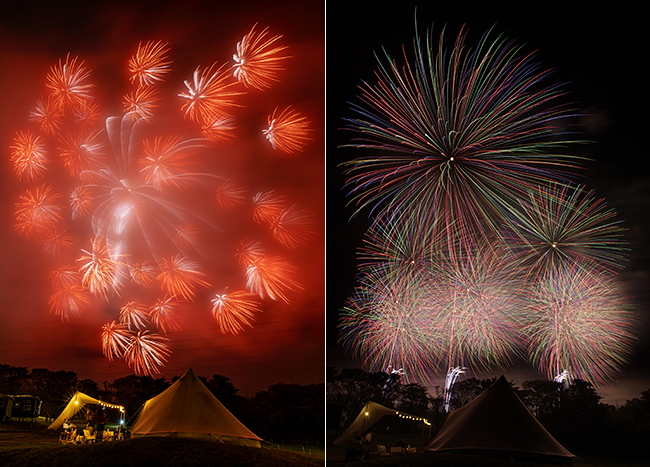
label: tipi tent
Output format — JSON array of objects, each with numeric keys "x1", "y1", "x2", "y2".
[
  {"x1": 48, "y1": 392, "x2": 124, "y2": 430},
  {"x1": 333, "y1": 400, "x2": 428, "y2": 446},
  {"x1": 130, "y1": 368, "x2": 262, "y2": 446},
  {"x1": 423, "y1": 375, "x2": 574, "y2": 460}
]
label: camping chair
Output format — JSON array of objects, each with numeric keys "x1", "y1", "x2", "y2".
[
  {"x1": 58, "y1": 430, "x2": 70, "y2": 444},
  {"x1": 377, "y1": 445, "x2": 389, "y2": 457},
  {"x1": 83, "y1": 429, "x2": 96, "y2": 443}
]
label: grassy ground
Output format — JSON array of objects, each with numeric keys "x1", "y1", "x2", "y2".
[
  {"x1": 326, "y1": 451, "x2": 650, "y2": 467},
  {"x1": 326, "y1": 431, "x2": 650, "y2": 467},
  {"x1": 0, "y1": 424, "x2": 324, "y2": 467}
]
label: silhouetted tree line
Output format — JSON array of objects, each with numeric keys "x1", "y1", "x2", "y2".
[
  {"x1": 0, "y1": 364, "x2": 324, "y2": 443},
  {"x1": 327, "y1": 367, "x2": 650, "y2": 460}
]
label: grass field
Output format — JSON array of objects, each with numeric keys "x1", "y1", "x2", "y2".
[
  {"x1": 326, "y1": 431, "x2": 650, "y2": 467},
  {"x1": 326, "y1": 452, "x2": 650, "y2": 467},
  {"x1": 0, "y1": 424, "x2": 324, "y2": 467}
]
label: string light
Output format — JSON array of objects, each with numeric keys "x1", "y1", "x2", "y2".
[{"x1": 394, "y1": 411, "x2": 429, "y2": 425}]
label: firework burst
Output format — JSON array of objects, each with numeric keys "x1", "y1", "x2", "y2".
[
  {"x1": 128, "y1": 40, "x2": 172, "y2": 86},
  {"x1": 8, "y1": 25, "x2": 318, "y2": 377},
  {"x1": 10, "y1": 130, "x2": 49, "y2": 181},
  {"x1": 523, "y1": 265, "x2": 635, "y2": 384},
  {"x1": 101, "y1": 321, "x2": 132, "y2": 361},
  {"x1": 338, "y1": 267, "x2": 443, "y2": 384},
  {"x1": 211, "y1": 290, "x2": 262, "y2": 334},
  {"x1": 232, "y1": 23, "x2": 289, "y2": 90},
  {"x1": 124, "y1": 330, "x2": 171, "y2": 376},
  {"x1": 263, "y1": 106, "x2": 312, "y2": 153},
  {"x1": 342, "y1": 24, "x2": 585, "y2": 238},
  {"x1": 502, "y1": 182, "x2": 628, "y2": 277},
  {"x1": 179, "y1": 63, "x2": 242, "y2": 124}
]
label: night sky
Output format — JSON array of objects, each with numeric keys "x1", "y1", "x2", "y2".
[
  {"x1": 326, "y1": 3, "x2": 650, "y2": 405},
  {"x1": 0, "y1": 0, "x2": 324, "y2": 396}
]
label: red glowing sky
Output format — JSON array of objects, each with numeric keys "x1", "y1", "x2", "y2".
[{"x1": 0, "y1": 0, "x2": 324, "y2": 395}]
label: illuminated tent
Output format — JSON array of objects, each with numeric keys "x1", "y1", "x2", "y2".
[
  {"x1": 332, "y1": 400, "x2": 429, "y2": 446},
  {"x1": 48, "y1": 392, "x2": 124, "y2": 430},
  {"x1": 423, "y1": 376, "x2": 574, "y2": 461},
  {"x1": 130, "y1": 368, "x2": 262, "y2": 446}
]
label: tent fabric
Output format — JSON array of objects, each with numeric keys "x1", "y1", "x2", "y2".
[
  {"x1": 48, "y1": 392, "x2": 107, "y2": 430},
  {"x1": 130, "y1": 368, "x2": 262, "y2": 446},
  {"x1": 332, "y1": 401, "x2": 423, "y2": 446},
  {"x1": 423, "y1": 375, "x2": 574, "y2": 458}
]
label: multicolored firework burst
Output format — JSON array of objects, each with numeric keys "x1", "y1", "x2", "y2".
[
  {"x1": 9, "y1": 23, "x2": 316, "y2": 376},
  {"x1": 342, "y1": 23, "x2": 585, "y2": 241},
  {"x1": 502, "y1": 182, "x2": 628, "y2": 277},
  {"x1": 523, "y1": 265, "x2": 635, "y2": 384},
  {"x1": 338, "y1": 266, "x2": 443, "y2": 384},
  {"x1": 427, "y1": 242, "x2": 527, "y2": 371},
  {"x1": 340, "y1": 238, "x2": 526, "y2": 385},
  {"x1": 338, "y1": 17, "x2": 634, "y2": 392}
]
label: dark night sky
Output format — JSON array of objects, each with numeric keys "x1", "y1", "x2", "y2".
[
  {"x1": 326, "y1": 3, "x2": 650, "y2": 405},
  {"x1": 0, "y1": 0, "x2": 324, "y2": 396}
]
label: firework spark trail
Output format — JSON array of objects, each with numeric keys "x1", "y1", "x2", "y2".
[
  {"x1": 338, "y1": 18, "x2": 634, "y2": 391},
  {"x1": 201, "y1": 114, "x2": 236, "y2": 143},
  {"x1": 77, "y1": 236, "x2": 128, "y2": 300},
  {"x1": 263, "y1": 106, "x2": 312, "y2": 153},
  {"x1": 128, "y1": 260, "x2": 158, "y2": 288},
  {"x1": 149, "y1": 295, "x2": 182, "y2": 334},
  {"x1": 252, "y1": 190, "x2": 286, "y2": 224},
  {"x1": 14, "y1": 184, "x2": 64, "y2": 239},
  {"x1": 41, "y1": 230, "x2": 74, "y2": 257},
  {"x1": 215, "y1": 181, "x2": 247, "y2": 210},
  {"x1": 342, "y1": 24, "x2": 585, "y2": 238},
  {"x1": 49, "y1": 267, "x2": 91, "y2": 321},
  {"x1": 123, "y1": 85, "x2": 160, "y2": 122},
  {"x1": 270, "y1": 205, "x2": 315, "y2": 249},
  {"x1": 29, "y1": 95, "x2": 64, "y2": 136},
  {"x1": 428, "y1": 242, "x2": 527, "y2": 371},
  {"x1": 10, "y1": 130, "x2": 49, "y2": 181},
  {"x1": 119, "y1": 300, "x2": 150, "y2": 330},
  {"x1": 502, "y1": 182, "x2": 628, "y2": 277},
  {"x1": 57, "y1": 128, "x2": 104, "y2": 177},
  {"x1": 232, "y1": 23, "x2": 290, "y2": 90},
  {"x1": 101, "y1": 321, "x2": 132, "y2": 361},
  {"x1": 356, "y1": 209, "x2": 442, "y2": 282},
  {"x1": 79, "y1": 113, "x2": 219, "y2": 265},
  {"x1": 124, "y1": 330, "x2": 171, "y2": 376},
  {"x1": 128, "y1": 40, "x2": 172, "y2": 86},
  {"x1": 338, "y1": 266, "x2": 443, "y2": 384},
  {"x1": 523, "y1": 265, "x2": 635, "y2": 385},
  {"x1": 245, "y1": 255, "x2": 301, "y2": 303},
  {"x1": 45, "y1": 53, "x2": 95, "y2": 111},
  {"x1": 179, "y1": 63, "x2": 243, "y2": 124},
  {"x1": 211, "y1": 290, "x2": 262, "y2": 334},
  {"x1": 235, "y1": 239, "x2": 265, "y2": 266},
  {"x1": 70, "y1": 185, "x2": 95, "y2": 220},
  {"x1": 157, "y1": 255, "x2": 211, "y2": 301}
]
